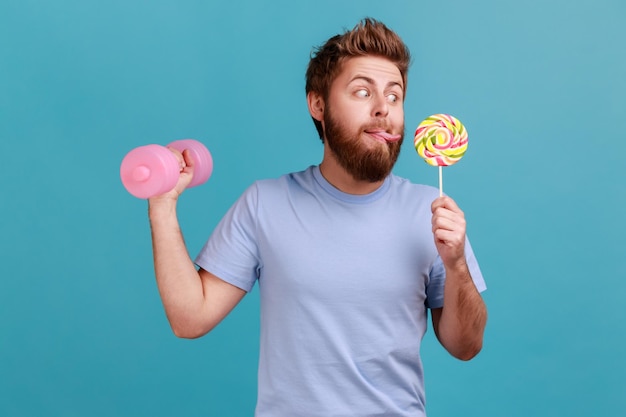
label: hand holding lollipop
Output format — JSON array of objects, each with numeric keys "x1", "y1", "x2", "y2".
[{"x1": 414, "y1": 114, "x2": 468, "y2": 196}]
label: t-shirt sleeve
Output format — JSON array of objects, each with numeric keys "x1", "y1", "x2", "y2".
[
  {"x1": 425, "y1": 236, "x2": 486, "y2": 309},
  {"x1": 194, "y1": 184, "x2": 261, "y2": 292}
]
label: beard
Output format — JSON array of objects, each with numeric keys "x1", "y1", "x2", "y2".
[{"x1": 323, "y1": 109, "x2": 404, "y2": 183}]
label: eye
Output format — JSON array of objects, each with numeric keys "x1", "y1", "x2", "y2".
[
  {"x1": 387, "y1": 93, "x2": 400, "y2": 103},
  {"x1": 355, "y1": 89, "x2": 370, "y2": 98}
]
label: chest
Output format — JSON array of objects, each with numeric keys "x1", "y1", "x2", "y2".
[{"x1": 255, "y1": 195, "x2": 437, "y2": 309}]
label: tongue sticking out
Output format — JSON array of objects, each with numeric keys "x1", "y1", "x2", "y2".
[{"x1": 367, "y1": 131, "x2": 402, "y2": 143}]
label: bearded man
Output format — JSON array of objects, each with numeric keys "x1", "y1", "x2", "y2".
[{"x1": 147, "y1": 18, "x2": 487, "y2": 417}]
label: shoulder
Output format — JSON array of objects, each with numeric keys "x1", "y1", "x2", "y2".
[
  {"x1": 252, "y1": 166, "x2": 317, "y2": 195},
  {"x1": 387, "y1": 173, "x2": 440, "y2": 202}
]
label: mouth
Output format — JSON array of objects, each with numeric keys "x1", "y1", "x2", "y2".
[{"x1": 365, "y1": 129, "x2": 402, "y2": 143}]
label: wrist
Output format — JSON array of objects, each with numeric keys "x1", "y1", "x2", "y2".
[
  {"x1": 148, "y1": 197, "x2": 178, "y2": 222},
  {"x1": 444, "y1": 258, "x2": 470, "y2": 277}
]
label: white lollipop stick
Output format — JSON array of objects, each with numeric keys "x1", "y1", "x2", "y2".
[{"x1": 439, "y1": 166, "x2": 443, "y2": 197}]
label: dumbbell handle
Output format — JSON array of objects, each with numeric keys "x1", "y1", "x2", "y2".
[{"x1": 120, "y1": 139, "x2": 213, "y2": 199}]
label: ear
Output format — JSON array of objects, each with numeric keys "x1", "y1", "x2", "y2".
[{"x1": 307, "y1": 91, "x2": 325, "y2": 122}]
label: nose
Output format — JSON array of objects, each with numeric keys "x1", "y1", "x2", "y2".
[{"x1": 372, "y1": 93, "x2": 389, "y2": 118}]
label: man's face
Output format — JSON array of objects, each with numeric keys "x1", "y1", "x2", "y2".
[{"x1": 323, "y1": 56, "x2": 405, "y2": 182}]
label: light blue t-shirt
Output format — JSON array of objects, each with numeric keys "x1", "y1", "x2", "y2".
[{"x1": 195, "y1": 166, "x2": 486, "y2": 417}]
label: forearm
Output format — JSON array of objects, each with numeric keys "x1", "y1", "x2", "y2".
[
  {"x1": 437, "y1": 262, "x2": 487, "y2": 360},
  {"x1": 149, "y1": 199, "x2": 206, "y2": 336}
]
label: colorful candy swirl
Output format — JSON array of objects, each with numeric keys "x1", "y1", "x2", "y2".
[{"x1": 414, "y1": 114, "x2": 468, "y2": 166}]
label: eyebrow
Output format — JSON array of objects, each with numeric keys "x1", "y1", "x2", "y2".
[{"x1": 350, "y1": 75, "x2": 403, "y2": 90}]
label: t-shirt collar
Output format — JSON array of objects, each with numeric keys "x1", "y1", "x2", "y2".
[{"x1": 311, "y1": 165, "x2": 391, "y2": 204}]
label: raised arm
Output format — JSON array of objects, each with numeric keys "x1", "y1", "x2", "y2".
[
  {"x1": 429, "y1": 196, "x2": 487, "y2": 360},
  {"x1": 148, "y1": 148, "x2": 246, "y2": 339}
]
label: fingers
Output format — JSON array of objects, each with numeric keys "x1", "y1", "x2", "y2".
[
  {"x1": 432, "y1": 220, "x2": 465, "y2": 246},
  {"x1": 431, "y1": 196, "x2": 462, "y2": 215},
  {"x1": 431, "y1": 196, "x2": 468, "y2": 267},
  {"x1": 431, "y1": 196, "x2": 466, "y2": 245},
  {"x1": 433, "y1": 227, "x2": 465, "y2": 249},
  {"x1": 181, "y1": 149, "x2": 196, "y2": 175},
  {"x1": 163, "y1": 147, "x2": 195, "y2": 197},
  {"x1": 167, "y1": 147, "x2": 196, "y2": 173},
  {"x1": 431, "y1": 197, "x2": 465, "y2": 228}
]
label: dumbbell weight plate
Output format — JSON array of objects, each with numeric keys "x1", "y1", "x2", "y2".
[
  {"x1": 167, "y1": 139, "x2": 213, "y2": 188},
  {"x1": 120, "y1": 144, "x2": 181, "y2": 199}
]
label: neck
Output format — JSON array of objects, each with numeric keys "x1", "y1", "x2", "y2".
[{"x1": 319, "y1": 147, "x2": 385, "y2": 195}]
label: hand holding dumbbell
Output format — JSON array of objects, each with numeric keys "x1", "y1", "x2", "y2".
[{"x1": 120, "y1": 139, "x2": 213, "y2": 199}]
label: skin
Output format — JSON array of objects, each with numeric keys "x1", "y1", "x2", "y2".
[
  {"x1": 429, "y1": 196, "x2": 487, "y2": 360},
  {"x1": 148, "y1": 150, "x2": 246, "y2": 338},
  {"x1": 149, "y1": 55, "x2": 487, "y2": 360},
  {"x1": 308, "y1": 56, "x2": 405, "y2": 194}
]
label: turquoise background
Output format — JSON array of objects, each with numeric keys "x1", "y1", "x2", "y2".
[{"x1": 1, "y1": 0, "x2": 625, "y2": 415}]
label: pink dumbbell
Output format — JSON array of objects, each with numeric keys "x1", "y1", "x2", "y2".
[{"x1": 120, "y1": 139, "x2": 213, "y2": 199}]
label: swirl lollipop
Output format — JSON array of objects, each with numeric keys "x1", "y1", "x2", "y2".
[{"x1": 414, "y1": 114, "x2": 468, "y2": 196}]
